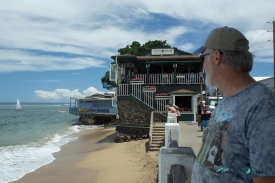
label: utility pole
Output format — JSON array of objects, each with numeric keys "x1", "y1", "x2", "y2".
[{"x1": 273, "y1": 21, "x2": 275, "y2": 91}]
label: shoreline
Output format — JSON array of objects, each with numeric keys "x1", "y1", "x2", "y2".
[
  {"x1": 11, "y1": 126, "x2": 158, "y2": 183},
  {"x1": 11, "y1": 122, "x2": 202, "y2": 183}
]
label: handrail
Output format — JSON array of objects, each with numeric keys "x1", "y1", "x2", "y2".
[
  {"x1": 143, "y1": 92, "x2": 155, "y2": 109},
  {"x1": 149, "y1": 111, "x2": 154, "y2": 149},
  {"x1": 149, "y1": 111, "x2": 167, "y2": 150},
  {"x1": 155, "y1": 99, "x2": 170, "y2": 112}
]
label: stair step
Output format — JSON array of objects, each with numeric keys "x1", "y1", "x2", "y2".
[
  {"x1": 150, "y1": 147, "x2": 162, "y2": 151},
  {"x1": 150, "y1": 146, "x2": 163, "y2": 149},
  {"x1": 152, "y1": 134, "x2": 164, "y2": 137},
  {"x1": 153, "y1": 129, "x2": 165, "y2": 131},
  {"x1": 152, "y1": 140, "x2": 164, "y2": 142},
  {"x1": 152, "y1": 136, "x2": 164, "y2": 139},
  {"x1": 151, "y1": 142, "x2": 164, "y2": 146},
  {"x1": 151, "y1": 142, "x2": 164, "y2": 145},
  {"x1": 151, "y1": 144, "x2": 164, "y2": 148},
  {"x1": 152, "y1": 139, "x2": 164, "y2": 142},
  {"x1": 152, "y1": 137, "x2": 164, "y2": 140},
  {"x1": 152, "y1": 134, "x2": 164, "y2": 136}
]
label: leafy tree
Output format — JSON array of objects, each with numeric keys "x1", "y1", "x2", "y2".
[
  {"x1": 118, "y1": 40, "x2": 171, "y2": 55},
  {"x1": 101, "y1": 71, "x2": 116, "y2": 90}
]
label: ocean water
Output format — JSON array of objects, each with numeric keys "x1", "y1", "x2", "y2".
[{"x1": 0, "y1": 103, "x2": 100, "y2": 183}]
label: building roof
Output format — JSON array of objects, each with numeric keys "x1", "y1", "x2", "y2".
[
  {"x1": 169, "y1": 89, "x2": 198, "y2": 94},
  {"x1": 253, "y1": 76, "x2": 273, "y2": 82},
  {"x1": 111, "y1": 55, "x2": 200, "y2": 61},
  {"x1": 71, "y1": 97, "x2": 113, "y2": 101}
]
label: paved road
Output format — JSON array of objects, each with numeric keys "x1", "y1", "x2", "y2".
[{"x1": 179, "y1": 122, "x2": 203, "y2": 155}]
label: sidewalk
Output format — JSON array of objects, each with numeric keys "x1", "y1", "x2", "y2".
[{"x1": 179, "y1": 122, "x2": 203, "y2": 155}]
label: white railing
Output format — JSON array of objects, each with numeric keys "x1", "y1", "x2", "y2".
[
  {"x1": 117, "y1": 84, "x2": 155, "y2": 110},
  {"x1": 136, "y1": 73, "x2": 201, "y2": 85},
  {"x1": 143, "y1": 92, "x2": 154, "y2": 109},
  {"x1": 155, "y1": 98, "x2": 170, "y2": 111},
  {"x1": 118, "y1": 84, "x2": 129, "y2": 96},
  {"x1": 131, "y1": 84, "x2": 142, "y2": 100}
]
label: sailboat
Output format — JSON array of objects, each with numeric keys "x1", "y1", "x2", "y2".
[{"x1": 16, "y1": 99, "x2": 22, "y2": 111}]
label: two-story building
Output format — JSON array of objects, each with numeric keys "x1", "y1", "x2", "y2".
[{"x1": 110, "y1": 47, "x2": 205, "y2": 125}]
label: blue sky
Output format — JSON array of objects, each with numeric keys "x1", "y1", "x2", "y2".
[{"x1": 0, "y1": 0, "x2": 274, "y2": 103}]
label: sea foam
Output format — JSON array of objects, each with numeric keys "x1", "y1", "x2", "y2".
[{"x1": 0, "y1": 125, "x2": 98, "y2": 183}]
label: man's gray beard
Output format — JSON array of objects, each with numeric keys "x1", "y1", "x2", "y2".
[{"x1": 205, "y1": 75, "x2": 214, "y2": 87}]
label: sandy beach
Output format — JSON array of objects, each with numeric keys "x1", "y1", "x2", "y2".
[
  {"x1": 11, "y1": 127, "x2": 159, "y2": 183},
  {"x1": 11, "y1": 122, "x2": 202, "y2": 183}
]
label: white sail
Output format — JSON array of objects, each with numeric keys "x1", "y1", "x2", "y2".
[{"x1": 16, "y1": 99, "x2": 22, "y2": 110}]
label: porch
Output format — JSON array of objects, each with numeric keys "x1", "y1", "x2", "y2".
[{"x1": 120, "y1": 73, "x2": 202, "y2": 85}]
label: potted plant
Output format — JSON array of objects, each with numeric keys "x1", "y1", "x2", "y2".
[
  {"x1": 142, "y1": 85, "x2": 156, "y2": 92},
  {"x1": 130, "y1": 78, "x2": 144, "y2": 84},
  {"x1": 155, "y1": 93, "x2": 170, "y2": 99}
]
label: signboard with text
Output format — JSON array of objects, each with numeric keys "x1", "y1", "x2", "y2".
[{"x1": 151, "y1": 48, "x2": 174, "y2": 55}]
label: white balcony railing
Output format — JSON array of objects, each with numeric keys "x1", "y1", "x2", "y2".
[
  {"x1": 117, "y1": 73, "x2": 203, "y2": 96},
  {"x1": 135, "y1": 73, "x2": 201, "y2": 85},
  {"x1": 117, "y1": 84, "x2": 129, "y2": 96}
]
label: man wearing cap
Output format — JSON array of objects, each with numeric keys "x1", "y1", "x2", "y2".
[{"x1": 191, "y1": 26, "x2": 275, "y2": 183}]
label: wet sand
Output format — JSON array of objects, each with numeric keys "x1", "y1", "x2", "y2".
[{"x1": 12, "y1": 127, "x2": 158, "y2": 183}]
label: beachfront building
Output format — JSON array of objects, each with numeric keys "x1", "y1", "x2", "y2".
[
  {"x1": 69, "y1": 92, "x2": 117, "y2": 124},
  {"x1": 110, "y1": 47, "x2": 205, "y2": 124}
]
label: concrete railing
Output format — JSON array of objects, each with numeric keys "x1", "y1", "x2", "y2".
[{"x1": 158, "y1": 117, "x2": 196, "y2": 183}]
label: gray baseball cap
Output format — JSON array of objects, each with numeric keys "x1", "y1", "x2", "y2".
[{"x1": 193, "y1": 26, "x2": 249, "y2": 55}]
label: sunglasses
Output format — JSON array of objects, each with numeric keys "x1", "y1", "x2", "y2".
[
  {"x1": 200, "y1": 50, "x2": 223, "y2": 63},
  {"x1": 200, "y1": 50, "x2": 214, "y2": 63}
]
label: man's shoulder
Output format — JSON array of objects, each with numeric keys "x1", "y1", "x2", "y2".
[{"x1": 239, "y1": 82, "x2": 275, "y2": 100}]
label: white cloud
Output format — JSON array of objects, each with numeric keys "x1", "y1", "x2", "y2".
[
  {"x1": 83, "y1": 87, "x2": 104, "y2": 96},
  {"x1": 0, "y1": 49, "x2": 105, "y2": 73},
  {"x1": 34, "y1": 86, "x2": 104, "y2": 100},
  {"x1": 0, "y1": 0, "x2": 274, "y2": 74},
  {"x1": 179, "y1": 43, "x2": 195, "y2": 52}
]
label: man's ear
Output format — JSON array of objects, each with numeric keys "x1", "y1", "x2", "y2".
[{"x1": 214, "y1": 50, "x2": 222, "y2": 65}]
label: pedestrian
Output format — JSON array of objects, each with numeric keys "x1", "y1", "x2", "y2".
[
  {"x1": 192, "y1": 26, "x2": 275, "y2": 183},
  {"x1": 201, "y1": 105, "x2": 211, "y2": 128},
  {"x1": 166, "y1": 104, "x2": 179, "y2": 122},
  {"x1": 171, "y1": 71, "x2": 175, "y2": 84},
  {"x1": 169, "y1": 103, "x2": 180, "y2": 123},
  {"x1": 204, "y1": 102, "x2": 210, "y2": 111}
]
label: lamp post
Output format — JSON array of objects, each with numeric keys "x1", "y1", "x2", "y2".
[{"x1": 199, "y1": 72, "x2": 204, "y2": 131}]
